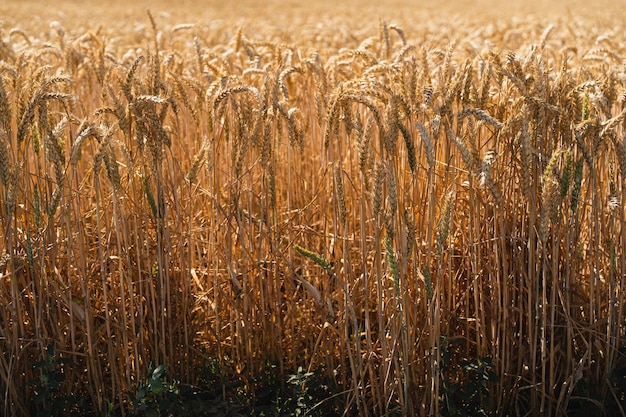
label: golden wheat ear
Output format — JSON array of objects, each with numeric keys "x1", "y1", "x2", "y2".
[{"x1": 1, "y1": 3, "x2": 626, "y2": 415}]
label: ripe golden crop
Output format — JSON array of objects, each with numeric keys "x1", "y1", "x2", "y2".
[{"x1": 1, "y1": 1, "x2": 625, "y2": 415}]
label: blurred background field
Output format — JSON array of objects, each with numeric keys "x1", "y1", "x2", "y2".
[
  {"x1": 2, "y1": 0, "x2": 623, "y2": 30},
  {"x1": 1, "y1": 0, "x2": 626, "y2": 416}
]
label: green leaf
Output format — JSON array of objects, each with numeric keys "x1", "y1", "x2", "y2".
[
  {"x1": 32, "y1": 360, "x2": 48, "y2": 369},
  {"x1": 150, "y1": 379, "x2": 165, "y2": 395},
  {"x1": 152, "y1": 364, "x2": 166, "y2": 380}
]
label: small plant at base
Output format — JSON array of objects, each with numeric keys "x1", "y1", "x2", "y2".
[
  {"x1": 129, "y1": 362, "x2": 179, "y2": 417},
  {"x1": 439, "y1": 336, "x2": 499, "y2": 417},
  {"x1": 27, "y1": 344, "x2": 75, "y2": 417},
  {"x1": 286, "y1": 366, "x2": 316, "y2": 417},
  {"x1": 250, "y1": 362, "x2": 336, "y2": 417}
]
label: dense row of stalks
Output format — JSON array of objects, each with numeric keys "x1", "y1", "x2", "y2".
[{"x1": 1, "y1": 11, "x2": 626, "y2": 416}]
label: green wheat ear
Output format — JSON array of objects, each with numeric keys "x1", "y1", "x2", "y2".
[
  {"x1": 294, "y1": 245, "x2": 332, "y2": 270},
  {"x1": 560, "y1": 150, "x2": 572, "y2": 200},
  {"x1": 582, "y1": 89, "x2": 590, "y2": 121},
  {"x1": 437, "y1": 191, "x2": 454, "y2": 253},
  {"x1": 384, "y1": 236, "x2": 400, "y2": 295},
  {"x1": 570, "y1": 157, "x2": 584, "y2": 214},
  {"x1": 142, "y1": 174, "x2": 158, "y2": 218}
]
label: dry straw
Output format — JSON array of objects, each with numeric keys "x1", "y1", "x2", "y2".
[{"x1": 1, "y1": 9, "x2": 626, "y2": 417}]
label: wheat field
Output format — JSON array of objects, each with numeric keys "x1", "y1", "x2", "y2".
[{"x1": 1, "y1": 1, "x2": 626, "y2": 416}]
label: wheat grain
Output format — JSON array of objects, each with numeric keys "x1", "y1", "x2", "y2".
[
  {"x1": 334, "y1": 165, "x2": 347, "y2": 225},
  {"x1": 403, "y1": 208, "x2": 416, "y2": 259},
  {"x1": 294, "y1": 244, "x2": 332, "y2": 270},
  {"x1": 3, "y1": 7, "x2": 626, "y2": 416},
  {"x1": 416, "y1": 121, "x2": 435, "y2": 168},
  {"x1": 448, "y1": 127, "x2": 477, "y2": 170},
  {"x1": 278, "y1": 66, "x2": 303, "y2": 100},
  {"x1": 386, "y1": 162, "x2": 398, "y2": 223},
  {"x1": 539, "y1": 175, "x2": 561, "y2": 242},
  {"x1": 0, "y1": 136, "x2": 9, "y2": 186},
  {"x1": 437, "y1": 191, "x2": 454, "y2": 252},
  {"x1": 69, "y1": 121, "x2": 94, "y2": 166},
  {"x1": 459, "y1": 107, "x2": 503, "y2": 129}
]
